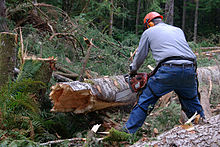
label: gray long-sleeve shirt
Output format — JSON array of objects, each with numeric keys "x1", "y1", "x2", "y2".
[{"x1": 130, "y1": 22, "x2": 196, "y2": 72}]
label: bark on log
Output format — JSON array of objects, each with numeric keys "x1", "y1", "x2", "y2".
[
  {"x1": 131, "y1": 114, "x2": 220, "y2": 147},
  {"x1": 50, "y1": 66, "x2": 219, "y2": 114},
  {"x1": 50, "y1": 75, "x2": 136, "y2": 113},
  {"x1": 197, "y1": 66, "x2": 220, "y2": 85},
  {"x1": 0, "y1": 32, "x2": 17, "y2": 87}
]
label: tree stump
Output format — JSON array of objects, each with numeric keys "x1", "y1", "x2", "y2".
[
  {"x1": 17, "y1": 56, "x2": 56, "y2": 107},
  {"x1": 0, "y1": 32, "x2": 17, "y2": 87}
]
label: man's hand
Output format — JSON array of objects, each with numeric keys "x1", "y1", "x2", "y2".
[
  {"x1": 129, "y1": 70, "x2": 137, "y2": 77},
  {"x1": 129, "y1": 65, "x2": 137, "y2": 77}
]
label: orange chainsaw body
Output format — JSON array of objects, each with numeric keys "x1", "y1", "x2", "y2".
[{"x1": 125, "y1": 73, "x2": 149, "y2": 92}]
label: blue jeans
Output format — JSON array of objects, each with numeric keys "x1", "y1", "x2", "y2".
[{"x1": 124, "y1": 65, "x2": 204, "y2": 134}]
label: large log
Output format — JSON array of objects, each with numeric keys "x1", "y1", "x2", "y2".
[
  {"x1": 50, "y1": 75, "x2": 136, "y2": 113},
  {"x1": 131, "y1": 114, "x2": 220, "y2": 147},
  {"x1": 50, "y1": 66, "x2": 219, "y2": 114}
]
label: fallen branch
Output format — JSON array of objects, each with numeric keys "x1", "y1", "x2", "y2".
[
  {"x1": 54, "y1": 71, "x2": 78, "y2": 80},
  {"x1": 55, "y1": 64, "x2": 76, "y2": 74},
  {"x1": 199, "y1": 47, "x2": 220, "y2": 50},
  {"x1": 52, "y1": 73, "x2": 74, "y2": 82},
  {"x1": 40, "y1": 138, "x2": 86, "y2": 146},
  {"x1": 129, "y1": 47, "x2": 138, "y2": 61}
]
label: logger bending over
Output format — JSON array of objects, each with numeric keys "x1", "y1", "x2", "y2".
[{"x1": 124, "y1": 12, "x2": 205, "y2": 134}]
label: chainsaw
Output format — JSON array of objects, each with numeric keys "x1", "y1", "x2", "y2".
[{"x1": 124, "y1": 73, "x2": 149, "y2": 93}]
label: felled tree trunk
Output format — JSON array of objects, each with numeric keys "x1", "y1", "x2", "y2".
[
  {"x1": 0, "y1": 32, "x2": 17, "y2": 87},
  {"x1": 131, "y1": 114, "x2": 220, "y2": 147},
  {"x1": 50, "y1": 66, "x2": 219, "y2": 114},
  {"x1": 50, "y1": 75, "x2": 136, "y2": 113}
]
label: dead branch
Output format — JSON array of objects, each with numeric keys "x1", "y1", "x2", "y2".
[
  {"x1": 54, "y1": 71, "x2": 78, "y2": 80},
  {"x1": 49, "y1": 33, "x2": 85, "y2": 56},
  {"x1": 129, "y1": 47, "x2": 138, "y2": 61},
  {"x1": 19, "y1": 27, "x2": 24, "y2": 64},
  {"x1": 79, "y1": 39, "x2": 93, "y2": 82},
  {"x1": 52, "y1": 73, "x2": 74, "y2": 82},
  {"x1": 55, "y1": 64, "x2": 76, "y2": 74},
  {"x1": 199, "y1": 47, "x2": 220, "y2": 50},
  {"x1": 40, "y1": 138, "x2": 86, "y2": 146}
]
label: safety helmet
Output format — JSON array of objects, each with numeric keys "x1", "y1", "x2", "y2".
[{"x1": 144, "y1": 12, "x2": 163, "y2": 29}]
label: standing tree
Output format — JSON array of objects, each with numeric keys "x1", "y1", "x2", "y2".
[
  {"x1": 0, "y1": 0, "x2": 8, "y2": 32},
  {"x1": 0, "y1": 0, "x2": 17, "y2": 88},
  {"x1": 182, "y1": 0, "x2": 187, "y2": 31},
  {"x1": 193, "y1": 0, "x2": 199, "y2": 43},
  {"x1": 109, "y1": 0, "x2": 114, "y2": 36},
  {"x1": 164, "y1": 0, "x2": 174, "y2": 25},
  {"x1": 135, "y1": 0, "x2": 141, "y2": 35}
]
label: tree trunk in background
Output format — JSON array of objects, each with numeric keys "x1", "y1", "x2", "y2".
[
  {"x1": 109, "y1": 0, "x2": 114, "y2": 36},
  {"x1": 62, "y1": 0, "x2": 73, "y2": 14},
  {"x1": 164, "y1": 0, "x2": 174, "y2": 25},
  {"x1": 0, "y1": 0, "x2": 8, "y2": 32},
  {"x1": 182, "y1": 0, "x2": 186, "y2": 31},
  {"x1": 0, "y1": 33, "x2": 17, "y2": 87},
  {"x1": 32, "y1": 0, "x2": 38, "y2": 15},
  {"x1": 193, "y1": 0, "x2": 199, "y2": 43},
  {"x1": 135, "y1": 0, "x2": 141, "y2": 35},
  {"x1": 122, "y1": 3, "x2": 125, "y2": 30}
]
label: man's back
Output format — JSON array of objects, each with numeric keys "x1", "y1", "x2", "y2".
[{"x1": 144, "y1": 23, "x2": 196, "y2": 64}]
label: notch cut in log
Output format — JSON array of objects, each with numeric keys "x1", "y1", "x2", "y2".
[{"x1": 50, "y1": 75, "x2": 136, "y2": 113}]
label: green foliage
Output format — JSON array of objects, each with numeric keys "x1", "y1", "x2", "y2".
[
  {"x1": 144, "y1": 102, "x2": 181, "y2": 136},
  {"x1": 103, "y1": 128, "x2": 132, "y2": 142},
  {"x1": 1, "y1": 139, "x2": 41, "y2": 147},
  {"x1": 0, "y1": 79, "x2": 53, "y2": 143}
]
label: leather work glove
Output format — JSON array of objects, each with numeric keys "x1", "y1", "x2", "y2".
[
  {"x1": 129, "y1": 65, "x2": 137, "y2": 77},
  {"x1": 129, "y1": 70, "x2": 136, "y2": 77}
]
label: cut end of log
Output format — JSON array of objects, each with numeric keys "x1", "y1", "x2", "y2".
[
  {"x1": 50, "y1": 82, "x2": 130, "y2": 113},
  {"x1": 50, "y1": 83, "x2": 94, "y2": 113}
]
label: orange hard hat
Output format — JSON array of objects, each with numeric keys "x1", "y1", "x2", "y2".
[{"x1": 144, "y1": 12, "x2": 163, "y2": 24}]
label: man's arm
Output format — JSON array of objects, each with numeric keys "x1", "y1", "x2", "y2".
[{"x1": 130, "y1": 32, "x2": 150, "y2": 74}]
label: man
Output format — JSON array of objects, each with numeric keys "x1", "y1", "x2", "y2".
[{"x1": 124, "y1": 12, "x2": 205, "y2": 134}]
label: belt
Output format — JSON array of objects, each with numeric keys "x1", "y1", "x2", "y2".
[{"x1": 161, "y1": 63, "x2": 194, "y2": 68}]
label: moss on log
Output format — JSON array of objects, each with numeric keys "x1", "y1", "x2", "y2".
[{"x1": 0, "y1": 32, "x2": 17, "y2": 87}]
